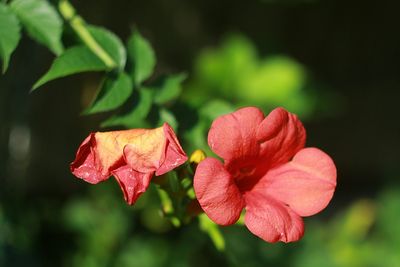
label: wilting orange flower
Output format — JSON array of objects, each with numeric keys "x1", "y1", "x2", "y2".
[{"x1": 70, "y1": 123, "x2": 187, "y2": 204}]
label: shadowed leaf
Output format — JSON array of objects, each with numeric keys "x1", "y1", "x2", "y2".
[
  {"x1": 84, "y1": 72, "x2": 133, "y2": 114},
  {"x1": 10, "y1": 0, "x2": 63, "y2": 55}
]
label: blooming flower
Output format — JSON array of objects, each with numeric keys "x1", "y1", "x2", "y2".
[
  {"x1": 70, "y1": 123, "x2": 187, "y2": 205},
  {"x1": 193, "y1": 107, "x2": 336, "y2": 243}
]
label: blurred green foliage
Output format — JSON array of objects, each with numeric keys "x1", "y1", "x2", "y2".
[
  {"x1": 183, "y1": 34, "x2": 316, "y2": 118},
  {"x1": 4, "y1": 185, "x2": 399, "y2": 266}
]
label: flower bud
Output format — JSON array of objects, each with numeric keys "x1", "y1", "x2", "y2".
[{"x1": 189, "y1": 149, "x2": 206, "y2": 164}]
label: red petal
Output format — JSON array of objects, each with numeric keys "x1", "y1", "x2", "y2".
[
  {"x1": 156, "y1": 123, "x2": 188, "y2": 175},
  {"x1": 70, "y1": 134, "x2": 110, "y2": 184},
  {"x1": 244, "y1": 192, "x2": 304, "y2": 243},
  {"x1": 256, "y1": 107, "x2": 306, "y2": 169},
  {"x1": 208, "y1": 107, "x2": 264, "y2": 161},
  {"x1": 261, "y1": 147, "x2": 337, "y2": 217},
  {"x1": 112, "y1": 165, "x2": 153, "y2": 205},
  {"x1": 70, "y1": 129, "x2": 147, "y2": 183},
  {"x1": 194, "y1": 158, "x2": 245, "y2": 225}
]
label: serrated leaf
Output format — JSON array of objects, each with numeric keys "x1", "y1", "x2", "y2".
[
  {"x1": 0, "y1": 3, "x2": 20, "y2": 73},
  {"x1": 88, "y1": 25, "x2": 126, "y2": 70},
  {"x1": 33, "y1": 45, "x2": 107, "y2": 90},
  {"x1": 84, "y1": 72, "x2": 133, "y2": 114},
  {"x1": 10, "y1": 0, "x2": 63, "y2": 55},
  {"x1": 153, "y1": 73, "x2": 187, "y2": 105},
  {"x1": 101, "y1": 88, "x2": 153, "y2": 128},
  {"x1": 127, "y1": 29, "x2": 156, "y2": 85}
]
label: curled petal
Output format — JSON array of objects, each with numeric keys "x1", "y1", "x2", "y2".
[
  {"x1": 123, "y1": 123, "x2": 187, "y2": 175},
  {"x1": 70, "y1": 134, "x2": 111, "y2": 184},
  {"x1": 244, "y1": 192, "x2": 304, "y2": 243},
  {"x1": 256, "y1": 107, "x2": 306, "y2": 169},
  {"x1": 262, "y1": 147, "x2": 337, "y2": 217},
  {"x1": 122, "y1": 127, "x2": 166, "y2": 173},
  {"x1": 70, "y1": 129, "x2": 148, "y2": 183},
  {"x1": 156, "y1": 123, "x2": 188, "y2": 175},
  {"x1": 194, "y1": 158, "x2": 245, "y2": 225},
  {"x1": 208, "y1": 107, "x2": 264, "y2": 161},
  {"x1": 112, "y1": 165, "x2": 153, "y2": 205},
  {"x1": 70, "y1": 123, "x2": 187, "y2": 205}
]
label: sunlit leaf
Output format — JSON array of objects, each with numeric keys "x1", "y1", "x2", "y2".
[
  {"x1": 32, "y1": 45, "x2": 107, "y2": 90},
  {"x1": 0, "y1": 3, "x2": 20, "y2": 73},
  {"x1": 10, "y1": 0, "x2": 63, "y2": 55},
  {"x1": 84, "y1": 72, "x2": 133, "y2": 114},
  {"x1": 199, "y1": 213, "x2": 225, "y2": 251},
  {"x1": 88, "y1": 25, "x2": 126, "y2": 70},
  {"x1": 199, "y1": 99, "x2": 235, "y2": 121},
  {"x1": 101, "y1": 88, "x2": 153, "y2": 128},
  {"x1": 127, "y1": 29, "x2": 156, "y2": 85},
  {"x1": 158, "y1": 108, "x2": 178, "y2": 130},
  {"x1": 153, "y1": 73, "x2": 187, "y2": 105},
  {"x1": 242, "y1": 56, "x2": 306, "y2": 104}
]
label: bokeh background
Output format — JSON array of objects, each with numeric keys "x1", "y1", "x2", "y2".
[{"x1": 1, "y1": 0, "x2": 400, "y2": 266}]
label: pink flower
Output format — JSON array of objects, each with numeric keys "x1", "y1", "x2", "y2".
[
  {"x1": 194, "y1": 107, "x2": 336, "y2": 243},
  {"x1": 70, "y1": 123, "x2": 187, "y2": 205}
]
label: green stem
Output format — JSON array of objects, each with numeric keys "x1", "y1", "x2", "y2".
[
  {"x1": 156, "y1": 187, "x2": 181, "y2": 227},
  {"x1": 58, "y1": 0, "x2": 116, "y2": 69}
]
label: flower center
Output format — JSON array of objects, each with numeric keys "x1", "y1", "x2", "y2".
[{"x1": 233, "y1": 165, "x2": 259, "y2": 193}]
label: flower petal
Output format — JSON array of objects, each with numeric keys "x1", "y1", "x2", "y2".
[
  {"x1": 123, "y1": 123, "x2": 187, "y2": 175},
  {"x1": 112, "y1": 165, "x2": 153, "y2": 205},
  {"x1": 256, "y1": 107, "x2": 306, "y2": 169},
  {"x1": 70, "y1": 129, "x2": 147, "y2": 183},
  {"x1": 208, "y1": 107, "x2": 264, "y2": 161},
  {"x1": 194, "y1": 158, "x2": 245, "y2": 225},
  {"x1": 122, "y1": 127, "x2": 166, "y2": 173},
  {"x1": 262, "y1": 147, "x2": 337, "y2": 217},
  {"x1": 156, "y1": 123, "x2": 188, "y2": 175},
  {"x1": 244, "y1": 192, "x2": 304, "y2": 243},
  {"x1": 70, "y1": 134, "x2": 110, "y2": 184}
]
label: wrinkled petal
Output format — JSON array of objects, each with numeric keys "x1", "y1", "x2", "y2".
[
  {"x1": 156, "y1": 123, "x2": 188, "y2": 175},
  {"x1": 70, "y1": 129, "x2": 149, "y2": 183},
  {"x1": 70, "y1": 134, "x2": 110, "y2": 184},
  {"x1": 122, "y1": 127, "x2": 166, "y2": 173},
  {"x1": 208, "y1": 107, "x2": 264, "y2": 161},
  {"x1": 256, "y1": 107, "x2": 306, "y2": 169},
  {"x1": 194, "y1": 158, "x2": 245, "y2": 225},
  {"x1": 123, "y1": 123, "x2": 187, "y2": 175},
  {"x1": 112, "y1": 165, "x2": 153, "y2": 205},
  {"x1": 244, "y1": 192, "x2": 304, "y2": 243},
  {"x1": 260, "y1": 147, "x2": 337, "y2": 217},
  {"x1": 70, "y1": 123, "x2": 187, "y2": 205}
]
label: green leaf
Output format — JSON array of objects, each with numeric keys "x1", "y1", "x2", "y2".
[
  {"x1": 10, "y1": 0, "x2": 63, "y2": 55},
  {"x1": 199, "y1": 213, "x2": 225, "y2": 251},
  {"x1": 158, "y1": 108, "x2": 178, "y2": 131},
  {"x1": 101, "y1": 88, "x2": 153, "y2": 128},
  {"x1": 88, "y1": 25, "x2": 126, "y2": 70},
  {"x1": 153, "y1": 73, "x2": 187, "y2": 105},
  {"x1": 127, "y1": 29, "x2": 156, "y2": 85},
  {"x1": 199, "y1": 99, "x2": 235, "y2": 121},
  {"x1": 84, "y1": 72, "x2": 133, "y2": 114},
  {"x1": 33, "y1": 45, "x2": 107, "y2": 90},
  {"x1": 0, "y1": 3, "x2": 20, "y2": 73}
]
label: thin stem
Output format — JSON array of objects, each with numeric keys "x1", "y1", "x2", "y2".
[
  {"x1": 58, "y1": 0, "x2": 116, "y2": 69},
  {"x1": 156, "y1": 187, "x2": 181, "y2": 227}
]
